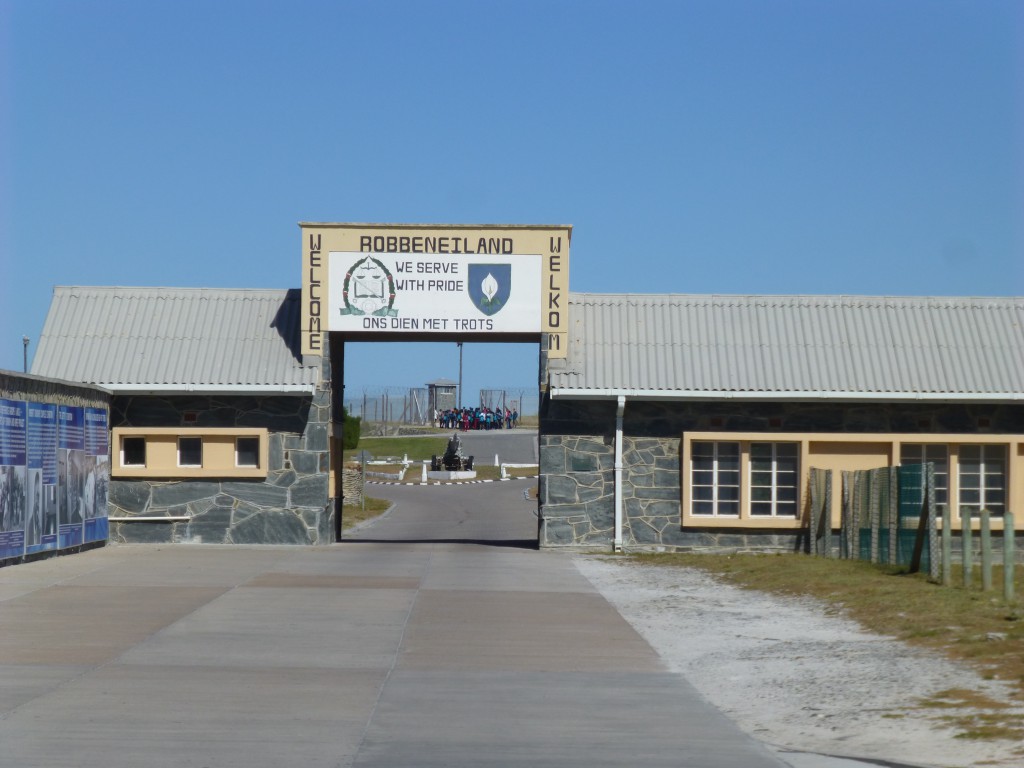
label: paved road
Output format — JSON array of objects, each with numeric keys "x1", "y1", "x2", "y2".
[
  {"x1": 457, "y1": 428, "x2": 538, "y2": 465},
  {"x1": 0, "y1": 482, "x2": 904, "y2": 768},
  {"x1": 347, "y1": 478, "x2": 538, "y2": 545}
]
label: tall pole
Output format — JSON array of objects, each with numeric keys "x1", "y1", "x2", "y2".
[
  {"x1": 458, "y1": 343, "x2": 464, "y2": 408},
  {"x1": 22, "y1": 336, "x2": 29, "y2": 373}
]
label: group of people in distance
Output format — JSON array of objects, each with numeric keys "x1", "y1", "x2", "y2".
[{"x1": 434, "y1": 406, "x2": 518, "y2": 431}]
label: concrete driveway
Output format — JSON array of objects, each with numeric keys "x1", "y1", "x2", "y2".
[{"x1": 0, "y1": 480, "x2": 865, "y2": 768}]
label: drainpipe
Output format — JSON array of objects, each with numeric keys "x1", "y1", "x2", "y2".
[{"x1": 614, "y1": 395, "x2": 626, "y2": 553}]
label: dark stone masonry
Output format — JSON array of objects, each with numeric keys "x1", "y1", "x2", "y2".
[
  {"x1": 539, "y1": 397, "x2": 1024, "y2": 551},
  {"x1": 108, "y1": 353, "x2": 333, "y2": 546}
]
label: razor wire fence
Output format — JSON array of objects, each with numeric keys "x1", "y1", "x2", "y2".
[{"x1": 343, "y1": 386, "x2": 539, "y2": 427}]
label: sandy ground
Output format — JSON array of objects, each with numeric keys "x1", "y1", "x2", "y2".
[{"x1": 574, "y1": 556, "x2": 1024, "y2": 768}]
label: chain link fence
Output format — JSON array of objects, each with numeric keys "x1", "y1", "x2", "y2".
[{"x1": 809, "y1": 462, "x2": 938, "y2": 578}]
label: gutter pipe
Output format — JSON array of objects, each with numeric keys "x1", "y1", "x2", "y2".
[{"x1": 614, "y1": 395, "x2": 625, "y2": 553}]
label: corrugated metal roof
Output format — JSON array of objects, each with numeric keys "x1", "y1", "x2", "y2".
[
  {"x1": 549, "y1": 293, "x2": 1024, "y2": 400},
  {"x1": 32, "y1": 287, "x2": 319, "y2": 394}
]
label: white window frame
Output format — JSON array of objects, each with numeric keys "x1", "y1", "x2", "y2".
[
  {"x1": 899, "y1": 444, "x2": 949, "y2": 507},
  {"x1": 177, "y1": 436, "x2": 203, "y2": 468},
  {"x1": 958, "y1": 444, "x2": 1007, "y2": 517},
  {"x1": 121, "y1": 436, "x2": 147, "y2": 467},
  {"x1": 748, "y1": 442, "x2": 800, "y2": 518},
  {"x1": 690, "y1": 441, "x2": 740, "y2": 517},
  {"x1": 235, "y1": 436, "x2": 261, "y2": 468}
]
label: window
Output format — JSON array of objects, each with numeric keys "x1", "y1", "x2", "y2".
[
  {"x1": 236, "y1": 436, "x2": 260, "y2": 468},
  {"x1": 112, "y1": 428, "x2": 268, "y2": 478},
  {"x1": 122, "y1": 436, "x2": 147, "y2": 467},
  {"x1": 899, "y1": 444, "x2": 949, "y2": 506},
  {"x1": 959, "y1": 444, "x2": 1006, "y2": 517},
  {"x1": 178, "y1": 437, "x2": 203, "y2": 467},
  {"x1": 691, "y1": 442, "x2": 740, "y2": 516},
  {"x1": 749, "y1": 442, "x2": 799, "y2": 517}
]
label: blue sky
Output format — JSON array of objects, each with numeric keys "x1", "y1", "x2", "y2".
[{"x1": 2, "y1": 0, "x2": 1022, "y2": 406}]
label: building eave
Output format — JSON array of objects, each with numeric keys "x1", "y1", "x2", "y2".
[
  {"x1": 106, "y1": 384, "x2": 317, "y2": 396},
  {"x1": 548, "y1": 388, "x2": 1024, "y2": 404}
]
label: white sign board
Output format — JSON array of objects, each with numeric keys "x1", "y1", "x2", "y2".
[{"x1": 327, "y1": 252, "x2": 542, "y2": 334}]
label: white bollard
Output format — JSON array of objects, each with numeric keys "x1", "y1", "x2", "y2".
[
  {"x1": 421, "y1": 462, "x2": 427, "y2": 483},
  {"x1": 501, "y1": 464, "x2": 507, "y2": 479},
  {"x1": 494, "y1": 453, "x2": 499, "y2": 467}
]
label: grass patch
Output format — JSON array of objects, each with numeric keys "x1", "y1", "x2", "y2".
[
  {"x1": 628, "y1": 551, "x2": 1024, "y2": 741},
  {"x1": 344, "y1": 436, "x2": 447, "y2": 463},
  {"x1": 340, "y1": 496, "x2": 391, "y2": 531}
]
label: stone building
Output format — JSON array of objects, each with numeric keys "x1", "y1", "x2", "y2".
[
  {"x1": 32, "y1": 287, "x2": 334, "y2": 545},
  {"x1": 539, "y1": 293, "x2": 1024, "y2": 552},
  {"x1": 30, "y1": 282, "x2": 1024, "y2": 554}
]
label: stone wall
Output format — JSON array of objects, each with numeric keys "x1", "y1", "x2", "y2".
[
  {"x1": 107, "y1": 353, "x2": 332, "y2": 545},
  {"x1": 539, "y1": 397, "x2": 1024, "y2": 551},
  {"x1": 342, "y1": 468, "x2": 363, "y2": 507}
]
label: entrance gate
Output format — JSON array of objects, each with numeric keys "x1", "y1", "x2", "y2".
[{"x1": 299, "y1": 223, "x2": 571, "y2": 543}]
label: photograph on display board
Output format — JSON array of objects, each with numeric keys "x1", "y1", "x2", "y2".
[
  {"x1": 24, "y1": 467, "x2": 42, "y2": 547},
  {"x1": 41, "y1": 483, "x2": 57, "y2": 541},
  {"x1": 82, "y1": 454, "x2": 110, "y2": 542},
  {"x1": 26, "y1": 401, "x2": 59, "y2": 555},
  {"x1": 0, "y1": 465, "x2": 27, "y2": 559},
  {"x1": 0, "y1": 398, "x2": 28, "y2": 559},
  {"x1": 83, "y1": 407, "x2": 109, "y2": 543},
  {"x1": 57, "y1": 405, "x2": 85, "y2": 549}
]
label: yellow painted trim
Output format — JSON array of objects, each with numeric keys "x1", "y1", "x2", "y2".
[
  {"x1": 681, "y1": 431, "x2": 1023, "y2": 532},
  {"x1": 112, "y1": 427, "x2": 269, "y2": 479}
]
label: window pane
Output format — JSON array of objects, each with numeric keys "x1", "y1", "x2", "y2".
[
  {"x1": 718, "y1": 470, "x2": 740, "y2": 485},
  {"x1": 718, "y1": 485, "x2": 739, "y2": 502},
  {"x1": 750, "y1": 502, "x2": 772, "y2": 516},
  {"x1": 717, "y1": 442, "x2": 740, "y2": 458},
  {"x1": 123, "y1": 437, "x2": 146, "y2": 467},
  {"x1": 984, "y1": 468, "x2": 1005, "y2": 483},
  {"x1": 751, "y1": 486, "x2": 772, "y2": 502},
  {"x1": 960, "y1": 474, "x2": 980, "y2": 490},
  {"x1": 776, "y1": 501, "x2": 798, "y2": 516},
  {"x1": 777, "y1": 486, "x2": 797, "y2": 502},
  {"x1": 236, "y1": 437, "x2": 260, "y2": 468},
  {"x1": 900, "y1": 445, "x2": 923, "y2": 463},
  {"x1": 983, "y1": 445, "x2": 1006, "y2": 462},
  {"x1": 959, "y1": 445, "x2": 981, "y2": 461},
  {"x1": 178, "y1": 437, "x2": 203, "y2": 467},
  {"x1": 692, "y1": 455, "x2": 714, "y2": 472},
  {"x1": 985, "y1": 489, "x2": 1006, "y2": 506},
  {"x1": 718, "y1": 501, "x2": 739, "y2": 516},
  {"x1": 775, "y1": 443, "x2": 798, "y2": 458},
  {"x1": 691, "y1": 442, "x2": 715, "y2": 458},
  {"x1": 776, "y1": 457, "x2": 798, "y2": 474},
  {"x1": 693, "y1": 501, "x2": 714, "y2": 516},
  {"x1": 960, "y1": 489, "x2": 980, "y2": 505},
  {"x1": 693, "y1": 470, "x2": 714, "y2": 486},
  {"x1": 717, "y1": 455, "x2": 739, "y2": 472},
  {"x1": 750, "y1": 471, "x2": 773, "y2": 487},
  {"x1": 750, "y1": 443, "x2": 772, "y2": 460},
  {"x1": 692, "y1": 485, "x2": 714, "y2": 501}
]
